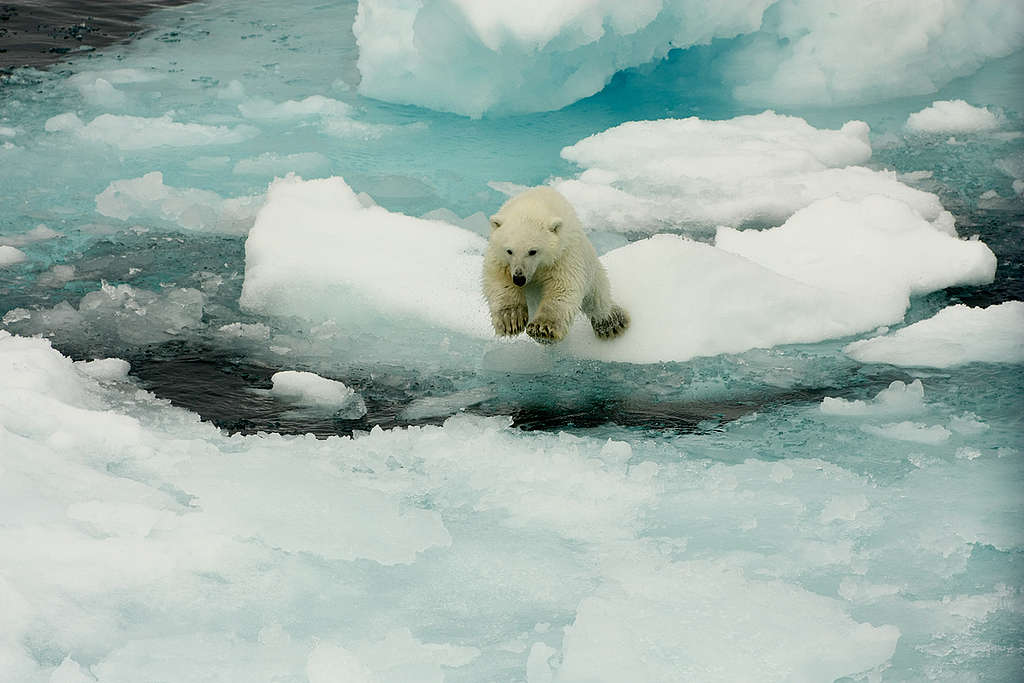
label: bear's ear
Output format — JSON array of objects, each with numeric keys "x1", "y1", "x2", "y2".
[
  {"x1": 548, "y1": 217, "x2": 562, "y2": 233},
  {"x1": 489, "y1": 215, "x2": 503, "y2": 231}
]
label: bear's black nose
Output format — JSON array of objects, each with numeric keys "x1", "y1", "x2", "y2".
[{"x1": 512, "y1": 274, "x2": 526, "y2": 287}]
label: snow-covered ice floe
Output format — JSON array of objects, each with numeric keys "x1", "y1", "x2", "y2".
[
  {"x1": 353, "y1": 1, "x2": 1023, "y2": 116},
  {"x1": 241, "y1": 168, "x2": 994, "y2": 364},
  {"x1": 905, "y1": 100, "x2": 1004, "y2": 134},
  {"x1": 845, "y1": 301, "x2": 1024, "y2": 368}
]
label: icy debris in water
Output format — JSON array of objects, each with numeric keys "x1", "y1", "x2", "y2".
[
  {"x1": 949, "y1": 413, "x2": 990, "y2": 435},
  {"x1": 74, "y1": 77, "x2": 128, "y2": 109},
  {"x1": 555, "y1": 112, "x2": 953, "y2": 232},
  {"x1": 96, "y1": 172, "x2": 263, "y2": 233},
  {"x1": 861, "y1": 422, "x2": 952, "y2": 445},
  {"x1": 400, "y1": 386, "x2": 496, "y2": 420},
  {"x1": 819, "y1": 494, "x2": 870, "y2": 524},
  {"x1": 37, "y1": 265, "x2": 77, "y2": 288},
  {"x1": 238, "y1": 95, "x2": 354, "y2": 120},
  {"x1": 270, "y1": 370, "x2": 368, "y2": 418},
  {"x1": 2, "y1": 308, "x2": 30, "y2": 324},
  {"x1": 845, "y1": 301, "x2": 1024, "y2": 368},
  {"x1": 44, "y1": 112, "x2": 258, "y2": 149},
  {"x1": 0, "y1": 125, "x2": 16, "y2": 137},
  {"x1": 0, "y1": 246, "x2": 27, "y2": 266},
  {"x1": 956, "y1": 447, "x2": 982, "y2": 461},
  {"x1": 217, "y1": 322, "x2": 271, "y2": 340},
  {"x1": 906, "y1": 100, "x2": 1002, "y2": 133},
  {"x1": 820, "y1": 379, "x2": 925, "y2": 416},
  {"x1": 3, "y1": 282, "x2": 205, "y2": 346},
  {"x1": 0, "y1": 225, "x2": 61, "y2": 248},
  {"x1": 73, "y1": 358, "x2": 130, "y2": 381}
]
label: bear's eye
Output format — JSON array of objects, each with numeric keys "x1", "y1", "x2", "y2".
[
  {"x1": 506, "y1": 249, "x2": 513, "y2": 255},
  {"x1": 528, "y1": 249, "x2": 537, "y2": 256}
]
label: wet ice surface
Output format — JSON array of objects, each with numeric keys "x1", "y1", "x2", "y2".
[{"x1": 1, "y1": 0, "x2": 1024, "y2": 680}]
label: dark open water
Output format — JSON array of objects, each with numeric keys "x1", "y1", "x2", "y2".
[{"x1": 0, "y1": 0, "x2": 190, "y2": 73}]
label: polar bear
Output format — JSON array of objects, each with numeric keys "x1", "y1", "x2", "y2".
[{"x1": 482, "y1": 186, "x2": 629, "y2": 343}]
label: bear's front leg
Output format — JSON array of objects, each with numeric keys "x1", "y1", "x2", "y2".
[
  {"x1": 492, "y1": 301, "x2": 529, "y2": 336},
  {"x1": 483, "y1": 262, "x2": 529, "y2": 336},
  {"x1": 526, "y1": 289, "x2": 577, "y2": 344}
]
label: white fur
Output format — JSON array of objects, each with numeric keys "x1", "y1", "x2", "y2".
[{"x1": 482, "y1": 187, "x2": 629, "y2": 343}]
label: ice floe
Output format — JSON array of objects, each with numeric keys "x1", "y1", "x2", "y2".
[
  {"x1": 270, "y1": 370, "x2": 367, "y2": 418},
  {"x1": 906, "y1": 100, "x2": 1003, "y2": 133},
  {"x1": 241, "y1": 175, "x2": 995, "y2": 364},
  {"x1": 553, "y1": 112, "x2": 953, "y2": 233},
  {"x1": 44, "y1": 112, "x2": 258, "y2": 149},
  {"x1": 0, "y1": 245, "x2": 27, "y2": 266},
  {"x1": 845, "y1": 301, "x2": 1024, "y2": 368},
  {"x1": 96, "y1": 172, "x2": 263, "y2": 233}
]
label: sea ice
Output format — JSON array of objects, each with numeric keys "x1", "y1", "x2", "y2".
[
  {"x1": 844, "y1": 301, "x2": 1024, "y2": 368},
  {"x1": 553, "y1": 112, "x2": 953, "y2": 232},
  {"x1": 820, "y1": 379, "x2": 926, "y2": 416},
  {"x1": 96, "y1": 172, "x2": 263, "y2": 233},
  {"x1": 861, "y1": 421, "x2": 953, "y2": 445},
  {"x1": 0, "y1": 245, "x2": 27, "y2": 266},
  {"x1": 270, "y1": 370, "x2": 368, "y2": 418},
  {"x1": 906, "y1": 100, "x2": 1003, "y2": 133},
  {"x1": 240, "y1": 175, "x2": 996, "y2": 364},
  {"x1": 44, "y1": 112, "x2": 258, "y2": 150}
]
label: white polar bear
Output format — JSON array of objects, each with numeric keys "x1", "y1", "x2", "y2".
[{"x1": 482, "y1": 186, "x2": 629, "y2": 344}]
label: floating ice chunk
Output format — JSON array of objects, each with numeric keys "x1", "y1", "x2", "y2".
[
  {"x1": 353, "y1": 0, "x2": 773, "y2": 117},
  {"x1": 74, "y1": 358, "x2": 131, "y2": 381},
  {"x1": 0, "y1": 125, "x2": 16, "y2": 137},
  {"x1": 73, "y1": 76, "x2": 128, "y2": 109},
  {"x1": 0, "y1": 246, "x2": 26, "y2": 266},
  {"x1": 820, "y1": 379, "x2": 926, "y2": 416},
  {"x1": 36, "y1": 265, "x2": 77, "y2": 288},
  {"x1": 906, "y1": 100, "x2": 1002, "y2": 133},
  {"x1": 861, "y1": 422, "x2": 952, "y2": 445},
  {"x1": 845, "y1": 301, "x2": 1024, "y2": 368},
  {"x1": 45, "y1": 112, "x2": 257, "y2": 149},
  {"x1": 217, "y1": 322, "x2": 271, "y2": 340},
  {"x1": 239, "y1": 175, "x2": 491, "y2": 337},
  {"x1": 554, "y1": 554, "x2": 899, "y2": 681},
  {"x1": 96, "y1": 172, "x2": 262, "y2": 233},
  {"x1": 238, "y1": 95, "x2": 354, "y2": 121},
  {"x1": 722, "y1": 1, "x2": 1024, "y2": 108},
  {"x1": 0, "y1": 224, "x2": 62, "y2": 248},
  {"x1": 716, "y1": 196, "x2": 996, "y2": 305},
  {"x1": 270, "y1": 370, "x2": 367, "y2": 418},
  {"x1": 556, "y1": 113, "x2": 951, "y2": 232},
  {"x1": 819, "y1": 494, "x2": 870, "y2": 524},
  {"x1": 400, "y1": 386, "x2": 496, "y2": 420},
  {"x1": 233, "y1": 152, "x2": 331, "y2": 177}
]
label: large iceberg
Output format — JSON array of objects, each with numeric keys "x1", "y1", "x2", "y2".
[
  {"x1": 353, "y1": 0, "x2": 774, "y2": 117},
  {"x1": 353, "y1": 0, "x2": 1024, "y2": 116}
]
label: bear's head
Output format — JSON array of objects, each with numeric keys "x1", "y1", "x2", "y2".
[{"x1": 488, "y1": 213, "x2": 563, "y2": 287}]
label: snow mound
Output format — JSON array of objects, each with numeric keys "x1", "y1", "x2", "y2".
[
  {"x1": 240, "y1": 177, "x2": 996, "y2": 364},
  {"x1": 270, "y1": 370, "x2": 367, "y2": 418},
  {"x1": 821, "y1": 380, "x2": 926, "y2": 417},
  {"x1": 44, "y1": 112, "x2": 258, "y2": 149},
  {"x1": 96, "y1": 172, "x2": 263, "y2": 233},
  {"x1": 554, "y1": 112, "x2": 952, "y2": 232},
  {"x1": 845, "y1": 301, "x2": 1024, "y2": 368},
  {"x1": 353, "y1": 0, "x2": 772, "y2": 117},
  {"x1": 906, "y1": 100, "x2": 1002, "y2": 133}
]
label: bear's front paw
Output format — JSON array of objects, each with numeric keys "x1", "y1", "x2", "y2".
[
  {"x1": 526, "y1": 317, "x2": 567, "y2": 344},
  {"x1": 591, "y1": 305, "x2": 630, "y2": 340},
  {"x1": 492, "y1": 305, "x2": 529, "y2": 336}
]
